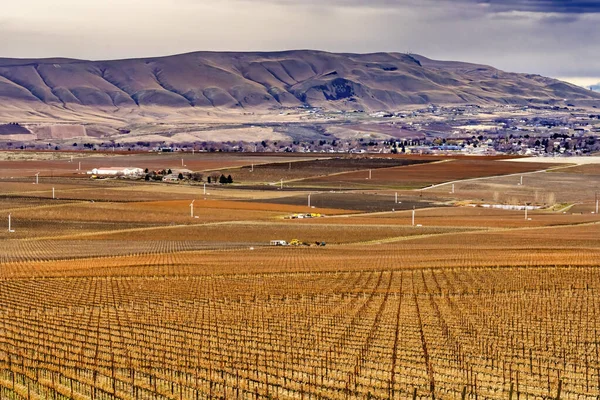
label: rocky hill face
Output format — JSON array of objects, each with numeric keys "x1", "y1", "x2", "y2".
[{"x1": 0, "y1": 50, "x2": 599, "y2": 117}]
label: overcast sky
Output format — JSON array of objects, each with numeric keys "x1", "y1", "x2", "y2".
[{"x1": 1, "y1": 0, "x2": 599, "y2": 85}]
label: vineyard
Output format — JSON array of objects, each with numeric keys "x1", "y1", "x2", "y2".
[
  {"x1": 1, "y1": 262, "x2": 599, "y2": 399},
  {"x1": 1, "y1": 154, "x2": 600, "y2": 399}
]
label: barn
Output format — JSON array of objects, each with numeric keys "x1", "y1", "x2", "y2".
[{"x1": 87, "y1": 167, "x2": 144, "y2": 176}]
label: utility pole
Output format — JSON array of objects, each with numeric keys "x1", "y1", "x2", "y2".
[
  {"x1": 395, "y1": 192, "x2": 398, "y2": 204},
  {"x1": 525, "y1": 205, "x2": 528, "y2": 220},
  {"x1": 34, "y1": 172, "x2": 39, "y2": 185},
  {"x1": 203, "y1": 183, "x2": 206, "y2": 195},
  {"x1": 52, "y1": 187, "x2": 55, "y2": 199},
  {"x1": 190, "y1": 200, "x2": 195, "y2": 218},
  {"x1": 520, "y1": 176, "x2": 523, "y2": 186},
  {"x1": 451, "y1": 184, "x2": 455, "y2": 194},
  {"x1": 78, "y1": 161, "x2": 81, "y2": 171},
  {"x1": 308, "y1": 194, "x2": 311, "y2": 208},
  {"x1": 182, "y1": 159, "x2": 184, "y2": 167},
  {"x1": 280, "y1": 179, "x2": 283, "y2": 190},
  {"x1": 251, "y1": 164, "x2": 254, "y2": 172},
  {"x1": 412, "y1": 207, "x2": 415, "y2": 226},
  {"x1": 369, "y1": 169, "x2": 372, "y2": 180}
]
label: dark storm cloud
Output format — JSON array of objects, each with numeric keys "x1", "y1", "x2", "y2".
[
  {"x1": 259, "y1": 0, "x2": 600, "y2": 13},
  {"x1": 474, "y1": 0, "x2": 600, "y2": 13},
  {"x1": 0, "y1": 0, "x2": 599, "y2": 84}
]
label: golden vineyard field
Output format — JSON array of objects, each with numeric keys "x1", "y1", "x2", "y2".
[{"x1": 1, "y1": 153, "x2": 600, "y2": 399}]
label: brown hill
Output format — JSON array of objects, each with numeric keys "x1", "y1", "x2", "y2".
[{"x1": 0, "y1": 50, "x2": 598, "y2": 118}]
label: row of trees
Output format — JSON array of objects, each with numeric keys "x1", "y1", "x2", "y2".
[
  {"x1": 142, "y1": 169, "x2": 234, "y2": 184},
  {"x1": 210, "y1": 174, "x2": 234, "y2": 184}
]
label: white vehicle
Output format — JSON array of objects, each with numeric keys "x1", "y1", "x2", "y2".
[{"x1": 270, "y1": 240, "x2": 288, "y2": 246}]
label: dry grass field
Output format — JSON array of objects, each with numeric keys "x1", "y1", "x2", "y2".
[
  {"x1": 1, "y1": 154, "x2": 599, "y2": 399},
  {"x1": 423, "y1": 165, "x2": 600, "y2": 210}
]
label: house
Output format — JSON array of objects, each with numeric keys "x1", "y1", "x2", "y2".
[{"x1": 87, "y1": 167, "x2": 144, "y2": 176}]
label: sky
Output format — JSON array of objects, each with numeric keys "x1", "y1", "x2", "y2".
[{"x1": 1, "y1": 0, "x2": 599, "y2": 86}]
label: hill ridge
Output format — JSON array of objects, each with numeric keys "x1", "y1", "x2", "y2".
[{"x1": 0, "y1": 50, "x2": 598, "y2": 118}]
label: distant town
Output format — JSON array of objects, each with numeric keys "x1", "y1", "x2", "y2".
[{"x1": 1, "y1": 104, "x2": 599, "y2": 157}]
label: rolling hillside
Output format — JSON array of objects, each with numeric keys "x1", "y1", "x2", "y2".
[{"x1": 0, "y1": 50, "x2": 598, "y2": 120}]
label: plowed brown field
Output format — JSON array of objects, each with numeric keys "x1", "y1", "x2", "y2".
[{"x1": 298, "y1": 159, "x2": 557, "y2": 188}]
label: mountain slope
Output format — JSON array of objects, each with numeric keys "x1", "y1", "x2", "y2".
[{"x1": 0, "y1": 50, "x2": 598, "y2": 118}]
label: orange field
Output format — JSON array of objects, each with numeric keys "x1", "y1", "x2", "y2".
[
  {"x1": 1, "y1": 155, "x2": 600, "y2": 400},
  {"x1": 362, "y1": 206, "x2": 600, "y2": 228},
  {"x1": 80, "y1": 222, "x2": 470, "y2": 243},
  {"x1": 0, "y1": 199, "x2": 354, "y2": 241}
]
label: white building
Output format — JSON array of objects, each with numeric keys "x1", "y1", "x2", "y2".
[{"x1": 87, "y1": 167, "x2": 144, "y2": 176}]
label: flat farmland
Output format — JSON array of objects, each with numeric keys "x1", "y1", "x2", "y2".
[
  {"x1": 0, "y1": 180, "x2": 277, "y2": 202},
  {"x1": 80, "y1": 153, "x2": 314, "y2": 173},
  {"x1": 367, "y1": 206, "x2": 600, "y2": 228},
  {"x1": 0, "y1": 239, "x2": 227, "y2": 264},
  {"x1": 215, "y1": 157, "x2": 433, "y2": 184},
  {"x1": 0, "y1": 196, "x2": 75, "y2": 211},
  {"x1": 0, "y1": 159, "x2": 88, "y2": 178},
  {"x1": 248, "y1": 192, "x2": 440, "y2": 212},
  {"x1": 295, "y1": 206, "x2": 599, "y2": 228},
  {"x1": 0, "y1": 218, "x2": 156, "y2": 241},
  {"x1": 297, "y1": 159, "x2": 556, "y2": 189},
  {"x1": 1, "y1": 267, "x2": 599, "y2": 399},
  {"x1": 0, "y1": 180, "x2": 211, "y2": 202},
  {"x1": 5, "y1": 221, "x2": 600, "y2": 277},
  {"x1": 4, "y1": 200, "x2": 276, "y2": 227},
  {"x1": 424, "y1": 167, "x2": 600, "y2": 207},
  {"x1": 0, "y1": 181, "x2": 94, "y2": 194},
  {"x1": 0, "y1": 197, "x2": 354, "y2": 240},
  {"x1": 1, "y1": 154, "x2": 600, "y2": 400},
  {"x1": 398, "y1": 221, "x2": 600, "y2": 252},
  {"x1": 555, "y1": 164, "x2": 600, "y2": 175},
  {"x1": 82, "y1": 221, "x2": 471, "y2": 243},
  {"x1": 0, "y1": 151, "x2": 313, "y2": 178}
]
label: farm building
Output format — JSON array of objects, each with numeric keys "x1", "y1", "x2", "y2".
[
  {"x1": 162, "y1": 174, "x2": 180, "y2": 182},
  {"x1": 87, "y1": 167, "x2": 144, "y2": 176}
]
